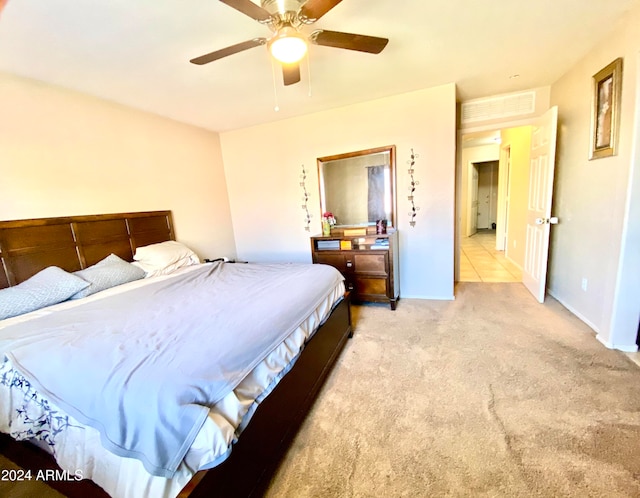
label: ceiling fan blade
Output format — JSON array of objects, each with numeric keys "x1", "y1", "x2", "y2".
[
  {"x1": 299, "y1": 0, "x2": 343, "y2": 22},
  {"x1": 219, "y1": 0, "x2": 272, "y2": 22},
  {"x1": 310, "y1": 30, "x2": 388, "y2": 54},
  {"x1": 190, "y1": 38, "x2": 266, "y2": 65},
  {"x1": 282, "y1": 63, "x2": 301, "y2": 86}
]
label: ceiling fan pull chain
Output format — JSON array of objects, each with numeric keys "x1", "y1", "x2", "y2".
[
  {"x1": 306, "y1": 52, "x2": 312, "y2": 98},
  {"x1": 270, "y1": 57, "x2": 280, "y2": 112}
]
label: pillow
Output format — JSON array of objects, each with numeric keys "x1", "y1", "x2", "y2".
[
  {"x1": 70, "y1": 254, "x2": 146, "y2": 299},
  {"x1": 133, "y1": 241, "x2": 200, "y2": 277},
  {"x1": 0, "y1": 266, "x2": 90, "y2": 320}
]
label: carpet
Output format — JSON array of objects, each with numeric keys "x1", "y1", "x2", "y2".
[
  {"x1": 2, "y1": 282, "x2": 639, "y2": 497},
  {"x1": 265, "y1": 282, "x2": 640, "y2": 497}
]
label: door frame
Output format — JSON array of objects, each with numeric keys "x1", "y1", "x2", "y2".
[
  {"x1": 497, "y1": 146, "x2": 511, "y2": 252},
  {"x1": 474, "y1": 160, "x2": 499, "y2": 231},
  {"x1": 467, "y1": 162, "x2": 479, "y2": 236},
  {"x1": 455, "y1": 115, "x2": 552, "y2": 284}
]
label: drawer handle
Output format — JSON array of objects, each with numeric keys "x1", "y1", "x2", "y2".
[{"x1": 346, "y1": 261, "x2": 353, "y2": 268}]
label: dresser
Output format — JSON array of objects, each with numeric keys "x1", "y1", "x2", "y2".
[{"x1": 311, "y1": 230, "x2": 399, "y2": 310}]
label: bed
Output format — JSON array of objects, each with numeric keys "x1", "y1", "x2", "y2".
[{"x1": 0, "y1": 210, "x2": 352, "y2": 498}]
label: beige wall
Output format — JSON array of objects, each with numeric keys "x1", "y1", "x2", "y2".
[
  {"x1": 549, "y1": 3, "x2": 640, "y2": 349},
  {"x1": 221, "y1": 84, "x2": 457, "y2": 299},
  {"x1": 0, "y1": 72, "x2": 236, "y2": 260},
  {"x1": 500, "y1": 126, "x2": 532, "y2": 267}
]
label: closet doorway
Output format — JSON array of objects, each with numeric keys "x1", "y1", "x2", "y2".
[{"x1": 473, "y1": 160, "x2": 499, "y2": 231}]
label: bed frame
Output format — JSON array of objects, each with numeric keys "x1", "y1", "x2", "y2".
[
  {"x1": 0, "y1": 210, "x2": 352, "y2": 497},
  {"x1": 0, "y1": 211, "x2": 175, "y2": 288}
]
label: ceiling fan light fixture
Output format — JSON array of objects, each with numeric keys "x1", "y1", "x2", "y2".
[{"x1": 269, "y1": 27, "x2": 307, "y2": 64}]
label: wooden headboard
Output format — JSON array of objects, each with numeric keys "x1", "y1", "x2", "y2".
[{"x1": 0, "y1": 211, "x2": 175, "y2": 289}]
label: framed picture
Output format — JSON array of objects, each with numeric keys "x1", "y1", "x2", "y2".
[{"x1": 590, "y1": 57, "x2": 623, "y2": 160}]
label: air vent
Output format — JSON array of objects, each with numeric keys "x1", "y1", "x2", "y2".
[{"x1": 461, "y1": 91, "x2": 536, "y2": 124}]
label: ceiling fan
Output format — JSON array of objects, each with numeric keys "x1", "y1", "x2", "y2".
[{"x1": 190, "y1": 0, "x2": 389, "y2": 86}]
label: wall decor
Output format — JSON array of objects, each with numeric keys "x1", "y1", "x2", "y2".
[
  {"x1": 407, "y1": 148, "x2": 420, "y2": 227},
  {"x1": 590, "y1": 57, "x2": 623, "y2": 160},
  {"x1": 300, "y1": 165, "x2": 312, "y2": 231}
]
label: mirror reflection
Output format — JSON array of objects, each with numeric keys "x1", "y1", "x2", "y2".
[{"x1": 318, "y1": 145, "x2": 396, "y2": 228}]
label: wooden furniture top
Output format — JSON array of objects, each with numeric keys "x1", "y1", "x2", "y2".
[{"x1": 0, "y1": 211, "x2": 174, "y2": 289}]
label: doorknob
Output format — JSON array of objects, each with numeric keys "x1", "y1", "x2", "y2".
[{"x1": 535, "y1": 217, "x2": 559, "y2": 225}]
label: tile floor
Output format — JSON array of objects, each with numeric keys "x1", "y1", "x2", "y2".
[{"x1": 460, "y1": 229, "x2": 522, "y2": 283}]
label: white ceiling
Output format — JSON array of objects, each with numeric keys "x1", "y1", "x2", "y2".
[{"x1": 0, "y1": 0, "x2": 637, "y2": 133}]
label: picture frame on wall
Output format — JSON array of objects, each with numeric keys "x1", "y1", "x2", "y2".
[{"x1": 589, "y1": 57, "x2": 623, "y2": 160}]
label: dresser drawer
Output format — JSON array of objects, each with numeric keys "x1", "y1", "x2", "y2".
[
  {"x1": 353, "y1": 253, "x2": 387, "y2": 274},
  {"x1": 314, "y1": 253, "x2": 347, "y2": 273},
  {"x1": 354, "y1": 276, "x2": 387, "y2": 296}
]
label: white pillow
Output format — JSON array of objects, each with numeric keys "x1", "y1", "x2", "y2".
[{"x1": 133, "y1": 241, "x2": 200, "y2": 277}]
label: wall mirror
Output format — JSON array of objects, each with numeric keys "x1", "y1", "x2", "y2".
[{"x1": 317, "y1": 145, "x2": 396, "y2": 228}]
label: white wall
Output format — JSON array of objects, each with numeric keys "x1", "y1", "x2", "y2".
[
  {"x1": 0, "y1": 72, "x2": 236, "y2": 260},
  {"x1": 548, "y1": 3, "x2": 640, "y2": 349},
  {"x1": 221, "y1": 84, "x2": 457, "y2": 300}
]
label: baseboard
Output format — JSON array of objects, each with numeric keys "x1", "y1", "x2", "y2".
[
  {"x1": 504, "y1": 252, "x2": 523, "y2": 271},
  {"x1": 547, "y1": 289, "x2": 600, "y2": 333},
  {"x1": 596, "y1": 334, "x2": 639, "y2": 353},
  {"x1": 547, "y1": 290, "x2": 639, "y2": 352},
  {"x1": 401, "y1": 294, "x2": 455, "y2": 301}
]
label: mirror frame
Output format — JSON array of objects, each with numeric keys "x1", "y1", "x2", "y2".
[{"x1": 317, "y1": 145, "x2": 397, "y2": 229}]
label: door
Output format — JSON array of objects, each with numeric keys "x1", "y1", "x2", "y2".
[
  {"x1": 522, "y1": 106, "x2": 558, "y2": 302},
  {"x1": 477, "y1": 164, "x2": 492, "y2": 229},
  {"x1": 487, "y1": 162, "x2": 499, "y2": 228},
  {"x1": 499, "y1": 148, "x2": 511, "y2": 251},
  {"x1": 477, "y1": 161, "x2": 499, "y2": 229},
  {"x1": 469, "y1": 164, "x2": 479, "y2": 236}
]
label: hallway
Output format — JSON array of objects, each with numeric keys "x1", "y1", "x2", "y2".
[{"x1": 460, "y1": 230, "x2": 522, "y2": 282}]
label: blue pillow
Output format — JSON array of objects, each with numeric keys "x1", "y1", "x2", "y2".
[
  {"x1": 0, "y1": 267, "x2": 90, "y2": 320},
  {"x1": 71, "y1": 254, "x2": 146, "y2": 299}
]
